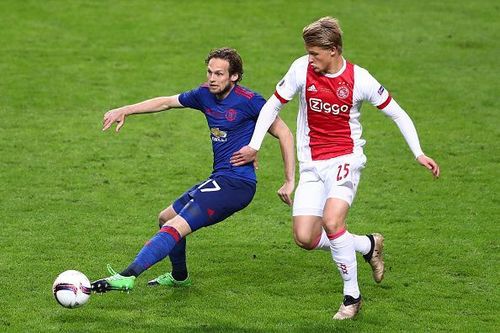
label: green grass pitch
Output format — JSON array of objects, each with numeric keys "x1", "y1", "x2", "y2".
[{"x1": 0, "y1": 0, "x2": 498, "y2": 331}]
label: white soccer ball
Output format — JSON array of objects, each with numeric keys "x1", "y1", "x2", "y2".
[{"x1": 52, "y1": 270, "x2": 91, "y2": 308}]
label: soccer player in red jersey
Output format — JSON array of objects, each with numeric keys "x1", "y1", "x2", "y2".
[{"x1": 232, "y1": 17, "x2": 440, "y2": 319}]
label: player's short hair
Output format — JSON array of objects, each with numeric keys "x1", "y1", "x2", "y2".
[
  {"x1": 302, "y1": 17, "x2": 343, "y2": 54},
  {"x1": 205, "y1": 47, "x2": 244, "y2": 83}
]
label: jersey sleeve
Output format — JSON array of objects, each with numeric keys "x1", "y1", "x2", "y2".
[
  {"x1": 274, "y1": 58, "x2": 303, "y2": 103},
  {"x1": 356, "y1": 66, "x2": 424, "y2": 158},
  {"x1": 380, "y1": 99, "x2": 424, "y2": 158},
  {"x1": 178, "y1": 86, "x2": 205, "y2": 112},
  {"x1": 248, "y1": 93, "x2": 267, "y2": 120},
  {"x1": 356, "y1": 68, "x2": 392, "y2": 109}
]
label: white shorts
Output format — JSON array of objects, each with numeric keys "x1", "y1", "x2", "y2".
[{"x1": 293, "y1": 153, "x2": 367, "y2": 217}]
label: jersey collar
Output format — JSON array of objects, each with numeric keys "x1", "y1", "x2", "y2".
[{"x1": 323, "y1": 57, "x2": 346, "y2": 78}]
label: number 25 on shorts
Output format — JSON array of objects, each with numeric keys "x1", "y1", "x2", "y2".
[{"x1": 336, "y1": 163, "x2": 350, "y2": 181}]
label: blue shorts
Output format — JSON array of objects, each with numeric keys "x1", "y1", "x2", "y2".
[{"x1": 172, "y1": 175, "x2": 256, "y2": 232}]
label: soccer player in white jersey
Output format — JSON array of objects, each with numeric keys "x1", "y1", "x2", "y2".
[{"x1": 231, "y1": 17, "x2": 440, "y2": 320}]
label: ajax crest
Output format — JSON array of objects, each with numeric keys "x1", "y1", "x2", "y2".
[{"x1": 336, "y1": 86, "x2": 350, "y2": 99}]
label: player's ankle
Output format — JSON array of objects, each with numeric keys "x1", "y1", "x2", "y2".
[{"x1": 172, "y1": 270, "x2": 188, "y2": 281}]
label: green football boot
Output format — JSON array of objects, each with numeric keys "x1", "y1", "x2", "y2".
[
  {"x1": 91, "y1": 264, "x2": 136, "y2": 293},
  {"x1": 147, "y1": 272, "x2": 192, "y2": 287}
]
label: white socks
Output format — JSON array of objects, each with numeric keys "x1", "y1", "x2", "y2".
[
  {"x1": 313, "y1": 229, "x2": 332, "y2": 250},
  {"x1": 315, "y1": 229, "x2": 371, "y2": 256},
  {"x1": 329, "y1": 230, "x2": 360, "y2": 298},
  {"x1": 353, "y1": 234, "x2": 371, "y2": 255}
]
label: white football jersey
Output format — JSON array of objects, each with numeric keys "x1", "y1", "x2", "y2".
[{"x1": 274, "y1": 55, "x2": 392, "y2": 163}]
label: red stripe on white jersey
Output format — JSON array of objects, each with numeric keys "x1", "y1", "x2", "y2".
[
  {"x1": 305, "y1": 62, "x2": 355, "y2": 160},
  {"x1": 274, "y1": 91, "x2": 289, "y2": 104},
  {"x1": 377, "y1": 95, "x2": 392, "y2": 109}
]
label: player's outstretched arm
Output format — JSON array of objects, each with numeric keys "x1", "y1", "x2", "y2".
[
  {"x1": 102, "y1": 95, "x2": 183, "y2": 132},
  {"x1": 379, "y1": 98, "x2": 440, "y2": 178},
  {"x1": 267, "y1": 116, "x2": 295, "y2": 206}
]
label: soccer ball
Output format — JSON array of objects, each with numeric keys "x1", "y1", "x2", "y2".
[{"x1": 52, "y1": 270, "x2": 91, "y2": 308}]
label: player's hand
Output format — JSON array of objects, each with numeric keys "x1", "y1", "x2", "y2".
[
  {"x1": 277, "y1": 180, "x2": 295, "y2": 206},
  {"x1": 230, "y1": 145, "x2": 258, "y2": 166},
  {"x1": 102, "y1": 109, "x2": 127, "y2": 132},
  {"x1": 416, "y1": 154, "x2": 440, "y2": 178}
]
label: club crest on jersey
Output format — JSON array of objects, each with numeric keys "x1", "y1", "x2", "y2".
[
  {"x1": 307, "y1": 84, "x2": 317, "y2": 92},
  {"x1": 210, "y1": 128, "x2": 227, "y2": 142},
  {"x1": 336, "y1": 86, "x2": 350, "y2": 99},
  {"x1": 225, "y1": 108, "x2": 237, "y2": 121}
]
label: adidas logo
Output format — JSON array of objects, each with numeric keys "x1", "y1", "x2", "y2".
[{"x1": 307, "y1": 84, "x2": 317, "y2": 92}]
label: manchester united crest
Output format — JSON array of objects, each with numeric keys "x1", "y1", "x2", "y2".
[
  {"x1": 336, "y1": 86, "x2": 350, "y2": 99},
  {"x1": 225, "y1": 108, "x2": 237, "y2": 121}
]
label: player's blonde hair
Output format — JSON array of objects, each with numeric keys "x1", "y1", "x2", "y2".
[{"x1": 302, "y1": 17, "x2": 343, "y2": 54}]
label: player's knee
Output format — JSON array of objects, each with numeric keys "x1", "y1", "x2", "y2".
[
  {"x1": 295, "y1": 239, "x2": 316, "y2": 250},
  {"x1": 158, "y1": 206, "x2": 177, "y2": 228},
  {"x1": 158, "y1": 211, "x2": 170, "y2": 228},
  {"x1": 293, "y1": 233, "x2": 316, "y2": 250},
  {"x1": 322, "y1": 216, "x2": 346, "y2": 234},
  {"x1": 158, "y1": 217, "x2": 165, "y2": 228},
  {"x1": 165, "y1": 216, "x2": 192, "y2": 238}
]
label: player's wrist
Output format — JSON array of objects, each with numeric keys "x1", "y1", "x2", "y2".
[
  {"x1": 247, "y1": 143, "x2": 260, "y2": 152},
  {"x1": 122, "y1": 107, "x2": 135, "y2": 116},
  {"x1": 415, "y1": 153, "x2": 425, "y2": 160}
]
